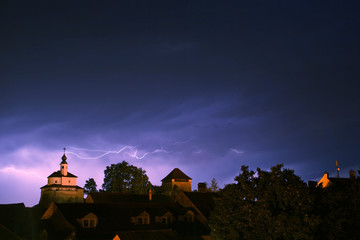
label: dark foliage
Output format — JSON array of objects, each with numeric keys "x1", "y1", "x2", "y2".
[
  {"x1": 102, "y1": 161, "x2": 151, "y2": 194},
  {"x1": 313, "y1": 180, "x2": 360, "y2": 240},
  {"x1": 84, "y1": 178, "x2": 97, "y2": 195},
  {"x1": 209, "y1": 164, "x2": 318, "y2": 240}
]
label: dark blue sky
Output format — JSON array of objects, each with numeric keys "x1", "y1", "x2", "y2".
[{"x1": 1, "y1": 1, "x2": 360, "y2": 206}]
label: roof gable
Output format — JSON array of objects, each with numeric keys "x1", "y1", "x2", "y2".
[
  {"x1": 175, "y1": 191, "x2": 217, "y2": 219},
  {"x1": 82, "y1": 212, "x2": 98, "y2": 219},
  {"x1": 161, "y1": 168, "x2": 191, "y2": 182},
  {"x1": 0, "y1": 224, "x2": 24, "y2": 240},
  {"x1": 86, "y1": 192, "x2": 149, "y2": 203},
  {"x1": 48, "y1": 171, "x2": 77, "y2": 178}
]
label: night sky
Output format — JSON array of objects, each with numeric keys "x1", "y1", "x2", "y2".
[{"x1": 1, "y1": 1, "x2": 360, "y2": 206}]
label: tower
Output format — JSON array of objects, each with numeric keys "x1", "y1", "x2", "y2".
[
  {"x1": 60, "y1": 153, "x2": 68, "y2": 176},
  {"x1": 336, "y1": 160, "x2": 340, "y2": 178},
  {"x1": 39, "y1": 151, "x2": 84, "y2": 206},
  {"x1": 161, "y1": 168, "x2": 192, "y2": 192}
]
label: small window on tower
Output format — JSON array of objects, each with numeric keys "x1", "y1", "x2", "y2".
[
  {"x1": 62, "y1": 166, "x2": 64, "y2": 169},
  {"x1": 69, "y1": 180, "x2": 71, "y2": 183}
]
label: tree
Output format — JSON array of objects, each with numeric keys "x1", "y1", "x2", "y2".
[
  {"x1": 313, "y1": 180, "x2": 360, "y2": 240},
  {"x1": 208, "y1": 178, "x2": 220, "y2": 192},
  {"x1": 84, "y1": 178, "x2": 97, "y2": 195},
  {"x1": 210, "y1": 164, "x2": 317, "y2": 240},
  {"x1": 102, "y1": 161, "x2": 151, "y2": 194}
]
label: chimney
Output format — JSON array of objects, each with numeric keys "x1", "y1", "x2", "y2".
[
  {"x1": 148, "y1": 189, "x2": 152, "y2": 201},
  {"x1": 349, "y1": 170, "x2": 356, "y2": 180},
  {"x1": 198, "y1": 182, "x2": 207, "y2": 193}
]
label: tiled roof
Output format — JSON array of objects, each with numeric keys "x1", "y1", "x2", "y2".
[
  {"x1": 0, "y1": 203, "x2": 29, "y2": 239},
  {"x1": 0, "y1": 224, "x2": 23, "y2": 240},
  {"x1": 161, "y1": 168, "x2": 191, "y2": 182},
  {"x1": 48, "y1": 202, "x2": 191, "y2": 233},
  {"x1": 87, "y1": 192, "x2": 170, "y2": 203},
  {"x1": 40, "y1": 184, "x2": 83, "y2": 189},
  {"x1": 48, "y1": 171, "x2": 77, "y2": 178},
  {"x1": 183, "y1": 192, "x2": 218, "y2": 218},
  {"x1": 328, "y1": 177, "x2": 359, "y2": 185}
]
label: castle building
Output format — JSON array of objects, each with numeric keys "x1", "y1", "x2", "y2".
[
  {"x1": 39, "y1": 153, "x2": 84, "y2": 206},
  {"x1": 161, "y1": 168, "x2": 192, "y2": 192}
]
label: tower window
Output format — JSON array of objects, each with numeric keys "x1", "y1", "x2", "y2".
[{"x1": 62, "y1": 166, "x2": 64, "y2": 169}]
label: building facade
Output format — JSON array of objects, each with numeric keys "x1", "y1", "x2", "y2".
[
  {"x1": 39, "y1": 154, "x2": 84, "y2": 206},
  {"x1": 161, "y1": 168, "x2": 192, "y2": 192}
]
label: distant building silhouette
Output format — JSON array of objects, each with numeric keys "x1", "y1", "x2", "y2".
[
  {"x1": 161, "y1": 168, "x2": 192, "y2": 192},
  {"x1": 317, "y1": 170, "x2": 357, "y2": 188},
  {"x1": 39, "y1": 153, "x2": 84, "y2": 206}
]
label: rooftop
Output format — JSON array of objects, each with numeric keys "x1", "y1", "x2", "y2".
[
  {"x1": 48, "y1": 171, "x2": 77, "y2": 178},
  {"x1": 161, "y1": 168, "x2": 191, "y2": 182}
]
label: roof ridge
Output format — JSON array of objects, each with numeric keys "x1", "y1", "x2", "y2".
[{"x1": 161, "y1": 168, "x2": 191, "y2": 182}]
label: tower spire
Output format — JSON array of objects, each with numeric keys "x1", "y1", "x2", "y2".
[
  {"x1": 336, "y1": 160, "x2": 340, "y2": 178},
  {"x1": 61, "y1": 148, "x2": 68, "y2": 176}
]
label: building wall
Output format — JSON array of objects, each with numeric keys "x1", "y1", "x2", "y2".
[
  {"x1": 61, "y1": 177, "x2": 77, "y2": 186},
  {"x1": 317, "y1": 173, "x2": 331, "y2": 187},
  {"x1": 39, "y1": 187, "x2": 84, "y2": 206},
  {"x1": 173, "y1": 180, "x2": 191, "y2": 192},
  {"x1": 48, "y1": 177, "x2": 61, "y2": 185},
  {"x1": 162, "y1": 179, "x2": 191, "y2": 192}
]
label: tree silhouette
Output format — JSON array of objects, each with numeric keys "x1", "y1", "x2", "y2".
[
  {"x1": 210, "y1": 164, "x2": 317, "y2": 240},
  {"x1": 102, "y1": 161, "x2": 151, "y2": 194},
  {"x1": 208, "y1": 178, "x2": 220, "y2": 192},
  {"x1": 84, "y1": 178, "x2": 97, "y2": 195}
]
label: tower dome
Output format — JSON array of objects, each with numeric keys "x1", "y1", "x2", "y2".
[{"x1": 60, "y1": 153, "x2": 68, "y2": 176}]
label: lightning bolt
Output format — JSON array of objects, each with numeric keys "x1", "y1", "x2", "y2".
[
  {"x1": 0, "y1": 167, "x2": 45, "y2": 180},
  {"x1": 128, "y1": 149, "x2": 169, "y2": 159},
  {"x1": 67, "y1": 146, "x2": 135, "y2": 159},
  {"x1": 67, "y1": 146, "x2": 169, "y2": 160},
  {"x1": 231, "y1": 148, "x2": 244, "y2": 154}
]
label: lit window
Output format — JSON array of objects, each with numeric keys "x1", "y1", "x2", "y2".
[
  {"x1": 158, "y1": 212, "x2": 174, "y2": 224},
  {"x1": 81, "y1": 213, "x2": 98, "y2": 228},
  {"x1": 90, "y1": 219, "x2": 95, "y2": 227},
  {"x1": 181, "y1": 211, "x2": 195, "y2": 223},
  {"x1": 134, "y1": 212, "x2": 150, "y2": 225},
  {"x1": 185, "y1": 215, "x2": 194, "y2": 223},
  {"x1": 83, "y1": 218, "x2": 97, "y2": 228},
  {"x1": 136, "y1": 216, "x2": 149, "y2": 224}
]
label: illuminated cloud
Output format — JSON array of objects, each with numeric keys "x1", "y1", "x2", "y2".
[{"x1": 0, "y1": 167, "x2": 45, "y2": 180}]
